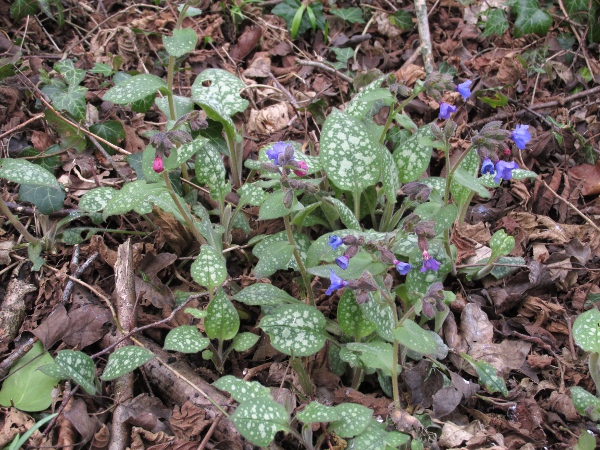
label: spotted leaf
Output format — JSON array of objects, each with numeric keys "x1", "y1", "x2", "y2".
[
  {"x1": 164, "y1": 137, "x2": 208, "y2": 171},
  {"x1": 570, "y1": 386, "x2": 600, "y2": 420},
  {"x1": 393, "y1": 319, "x2": 438, "y2": 356},
  {"x1": 79, "y1": 187, "x2": 115, "y2": 212},
  {"x1": 231, "y1": 332, "x2": 260, "y2": 352},
  {"x1": 213, "y1": 375, "x2": 271, "y2": 402},
  {"x1": 101, "y1": 346, "x2": 155, "y2": 381},
  {"x1": 337, "y1": 290, "x2": 376, "y2": 339},
  {"x1": 195, "y1": 142, "x2": 229, "y2": 202},
  {"x1": 393, "y1": 124, "x2": 433, "y2": 183},
  {"x1": 205, "y1": 288, "x2": 239, "y2": 340},
  {"x1": 55, "y1": 350, "x2": 96, "y2": 395},
  {"x1": 233, "y1": 283, "x2": 297, "y2": 306},
  {"x1": 230, "y1": 397, "x2": 289, "y2": 447},
  {"x1": 191, "y1": 69, "x2": 248, "y2": 118},
  {"x1": 349, "y1": 420, "x2": 410, "y2": 449},
  {"x1": 323, "y1": 197, "x2": 360, "y2": 230},
  {"x1": 163, "y1": 325, "x2": 210, "y2": 353},
  {"x1": 163, "y1": 27, "x2": 198, "y2": 57},
  {"x1": 260, "y1": 304, "x2": 326, "y2": 356},
  {"x1": 489, "y1": 229, "x2": 515, "y2": 261},
  {"x1": 297, "y1": 402, "x2": 340, "y2": 423},
  {"x1": 462, "y1": 353, "x2": 509, "y2": 396},
  {"x1": 238, "y1": 182, "x2": 267, "y2": 206},
  {"x1": 191, "y1": 245, "x2": 227, "y2": 290},
  {"x1": 345, "y1": 341, "x2": 398, "y2": 377},
  {"x1": 573, "y1": 308, "x2": 600, "y2": 353},
  {"x1": 329, "y1": 403, "x2": 372, "y2": 438},
  {"x1": 103, "y1": 74, "x2": 167, "y2": 104}
]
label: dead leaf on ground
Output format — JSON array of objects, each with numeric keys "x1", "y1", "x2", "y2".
[{"x1": 247, "y1": 103, "x2": 289, "y2": 135}]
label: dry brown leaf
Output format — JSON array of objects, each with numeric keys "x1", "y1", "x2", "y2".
[
  {"x1": 568, "y1": 161, "x2": 600, "y2": 196},
  {"x1": 439, "y1": 421, "x2": 484, "y2": 448},
  {"x1": 247, "y1": 103, "x2": 289, "y2": 135},
  {"x1": 243, "y1": 52, "x2": 271, "y2": 78},
  {"x1": 170, "y1": 401, "x2": 211, "y2": 441}
]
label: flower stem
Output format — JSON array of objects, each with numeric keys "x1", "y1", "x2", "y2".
[
  {"x1": 161, "y1": 171, "x2": 207, "y2": 245},
  {"x1": 379, "y1": 289, "x2": 402, "y2": 410},
  {"x1": 283, "y1": 214, "x2": 315, "y2": 306},
  {"x1": 379, "y1": 92, "x2": 419, "y2": 144}
]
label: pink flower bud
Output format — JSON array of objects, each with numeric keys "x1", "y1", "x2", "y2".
[
  {"x1": 293, "y1": 161, "x2": 308, "y2": 177},
  {"x1": 153, "y1": 156, "x2": 164, "y2": 173}
]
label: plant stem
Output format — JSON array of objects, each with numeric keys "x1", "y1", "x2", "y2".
[
  {"x1": 283, "y1": 215, "x2": 315, "y2": 306},
  {"x1": 0, "y1": 197, "x2": 40, "y2": 245},
  {"x1": 353, "y1": 190, "x2": 361, "y2": 223},
  {"x1": 379, "y1": 92, "x2": 419, "y2": 144},
  {"x1": 166, "y1": 3, "x2": 189, "y2": 121},
  {"x1": 379, "y1": 289, "x2": 401, "y2": 410},
  {"x1": 161, "y1": 171, "x2": 207, "y2": 245}
]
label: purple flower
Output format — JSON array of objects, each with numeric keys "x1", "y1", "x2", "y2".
[
  {"x1": 266, "y1": 141, "x2": 286, "y2": 164},
  {"x1": 494, "y1": 160, "x2": 519, "y2": 184},
  {"x1": 335, "y1": 256, "x2": 349, "y2": 270},
  {"x1": 293, "y1": 160, "x2": 308, "y2": 177},
  {"x1": 457, "y1": 80, "x2": 472, "y2": 101},
  {"x1": 421, "y1": 251, "x2": 441, "y2": 273},
  {"x1": 153, "y1": 156, "x2": 164, "y2": 173},
  {"x1": 328, "y1": 235, "x2": 343, "y2": 250},
  {"x1": 394, "y1": 260, "x2": 412, "y2": 275},
  {"x1": 439, "y1": 102, "x2": 457, "y2": 120},
  {"x1": 510, "y1": 125, "x2": 531, "y2": 150},
  {"x1": 481, "y1": 158, "x2": 495, "y2": 175},
  {"x1": 325, "y1": 269, "x2": 348, "y2": 295}
]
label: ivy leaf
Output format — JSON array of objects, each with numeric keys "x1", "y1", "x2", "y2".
[
  {"x1": 89, "y1": 63, "x2": 113, "y2": 77},
  {"x1": 230, "y1": 398, "x2": 289, "y2": 447},
  {"x1": 213, "y1": 375, "x2": 272, "y2": 402},
  {"x1": 191, "y1": 68, "x2": 248, "y2": 117},
  {"x1": 331, "y1": 7, "x2": 364, "y2": 23},
  {"x1": 393, "y1": 125, "x2": 433, "y2": 183},
  {"x1": 233, "y1": 283, "x2": 298, "y2": 306},
  {"x1": 260, "y1": 304, "x2": 326, "y2": 356},
  {"x1": 337, "y1": 290, "x2": 376, "y2": 339},
  {"x1": 163, "y1": 27, "x2": 198, "y2": 57},
  {"x1": 462, "y1": 353, "x2": 508, "y2": 396},
  {"x1": 41, "y1": 81, "x2": 87, "y2": 121},
  {"x1": 55, "y1": 350, "x2": 96, "y2": 395},
  {"x1": 329, "y1": 403, "x2": 373, "y2": 438},
  {"x1": 89, "y1": 120, "x2": 125, "y2": 155},
  {"x1": 390, "y1": 10, "x2": 414, "y2": 30},
  {"x1": 10, "y1": 0, "x2": 39, "y2": 21},
  {"x1": 163, "y1": 325, "x2": 210, "y2": 353},
  {"x1": 511, "y1": 0, "x2": 552, "y2": 37},
  {"x1": 573, "y1": 308, "x2": 600, "y2": 353},
  {"x1": 54, "y1": 59, "x2": 86, "y2": 86},
  {"x1": 393, "y1": 319, "x2": 438, "y2": 355},
  {"x1": 44, "y1": 109, "x2": 86, "y2": 152},
  {"x1": 320, "y1": 109, "x2": 381, "y2": 193},
  {"x1": 103, "y1": 74, "x2": 167, "y2": 104},
  {"x1": 205, "y1": 288, "x2": 239, "y2": 340},
  {"x1": 482, "y1": 9, "x2": 510, "y2": 37},
  {"x1": 101, "y1": 346, "x2": 155, "y2": 381}
]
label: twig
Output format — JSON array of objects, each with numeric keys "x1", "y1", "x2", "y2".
[
  {"x1": 556, "y1": 0, "x2": 596, "y2": 76},
  {"x1": 0, "y1": 335, "x2": 36, "y2": 379},
  {"x1": 87, "y1": 133, "x2": 131, "y2": 182},
  {"x1": 413, "y1": 0, "x2": 434, "y2": 73},
  {"x1": 0, "y1": 113, "x2": 45, "y2": 139},
  {"x1": 1, "y1": 202, "x2": 76, "y2": 218},
  {"x1": 296, "y1": 60, "x2": 354, "y2": 83},
  {"x1": 61, "y1": 251, "x2": 99, "y2": 304}
]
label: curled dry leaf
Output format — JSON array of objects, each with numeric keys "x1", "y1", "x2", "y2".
[{"x1": 247, "y1": 103, "x2": 289, "y2": 135}]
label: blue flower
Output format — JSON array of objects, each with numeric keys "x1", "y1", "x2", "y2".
[
  {"x1": 328, "y1": 235, "x2": 343, "y2": 250},
  {"x1": 481, "y1": 158, "x2": 495, "y2": 175},
  {"x1": 335, "y1": 256, "x2": 349, "y2": 270},
  {"x1": 325, "y1": 269, "x2": 348, "y2": 295},
  {"x1": 510, "y1": 125, "x2": 531, "y2": 150},
  {"x1": 494, "y1": 160, "x2": 519, "y2": 184},
  {"x1": 439, "y1": 102, "x2": 457, "y2": 120},
  {"x1": 421, "y1": 251, "x2": 441, "y2": 273},
  {"x1": 457, "y1": 80, "x2": 472, "y2": 101},
  {"x1": 266, "y1": 141, "x2": 286, "y2": 164},
  {"x1": 394, "y1": 260, "x2": 411, "y2": 275}
]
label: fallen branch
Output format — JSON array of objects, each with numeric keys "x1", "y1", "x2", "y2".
[{"x1": 413, "y1": 0, "x2": 434, "y2": 73}]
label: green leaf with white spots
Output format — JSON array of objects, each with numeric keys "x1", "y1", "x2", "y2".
[
  {"x1": 258, "y1": 190, "x2": 303, "y2": 220},
  {"x1": 324, "y1": 196, "x2": 361, "y2": 230},
  {"x1": 213, "y1": 375, "x2": 272, "y2": 402},
  {"x1": 450, "y1": 148, "x2": 480, "y2": 207},
  {"x1": 164, "y1": 137, "x2": 208, "y2": 170},
  {"x1": 253, "y1": 241, "x2": 294, "y2": 279},
  {"x1": 191, "y1": 69, "x2": 248, "y2": 118},
  {"x1": 163, "y1": 27, "x2": 198, "y2": 57},
  {"x1": 101, "y1": 346, "x2": 155, "y2": 381},
  {"x1": 103, "y1": 74, "x2": 167, "y2": 104},
  {"x1": 191, "y1": 245, "x2": 227, "y2": 290},
  {"x1": 205, "y1": 288, "x2": 239, "y2": 340},
  {"x1": 260, "y1": 304, "x2": 326, "y2": 356},
  {"x1": 346, "y1": 341, "x2": 398, "y2": 377},
  {"x1": 308, "y1": 253, "x2": 387, "y2": 280},
  {"x1": 163, "y1": 325, "x2": 210, "y2": 353},
  {"x1": 238, "y1": 182, "x2": 267, "y2": 206},
  {"x1": 479, "y1": 168, "x2": 538, "y2": 187},
  {"x1": 489, "y1": 229, "x2": 515, "y2": 261},
  {"x1": 195, "y1": 143, "x2": 229, "y2": 202},
  {"x1": 297, "y1": 402, "x2": 341, "y2": 423},
  {"x1": 462, "y1": 353, "x2": 508, "y2": 396},
  {"x1": 350, "y1": 420, "x2": 410, "y2": 450},
  {"x1": 433, "y1": 203, "x2": 458, "y2": 234},
  {"x1": 102, "y1": 181, "x2": 169, "y2": 220},
  {"x1": 37, "y1": 363, "x2": 66, "y2": 380},
  {"x1": 452, "y1": 167, "x2": 490, "y2": 199},
  {"x1": 360, "y1": 293, "x2": 394, "y2": 342},
  {"x1": 338, "y1": 290, "x2": 376, "y2": 339},
  {"x1": 393, "y1": 125, "x2": 433, "y2": 183},
  {"x1": 79, "y1": 187, "x2": 115, "y2": 213},
  {"x1": 232, "y1": 332, "x2": 260, "y2": 352},
  {"x1": 489, "y1": 256, "x2": 525, "y2": 279},
  {"x1": 258, "y1": 141, "x2": 321, "y2": 176},
  {"x1": 54, "y1": 59, "x2": 85, "y2": 86},
  {"x1": 230, "y1": 397, "x2": 289, "y2": 447},
  {"x1": 570, "y1": 386, "x2": 600, "y2": 421},
  {"x1": 253, "y1": 230, "x2": 311, "y2": 276},
  {"x1": 382, "y1": 148, "x2": 400, "y2": 202},
  {"x1": 422, "y1": 176, "x2": 446, "y2": 196},
  {"x1": 573, "y1": 308, "x2": 600, "y2": 353},
  {"x1": 339, "y1": 346, "x2": 363, "y2": 368},
  {"x1": 155, "y1": 95, "x2": 194, "y2": 121},
  {"x1": 55, "y1": 350, "x2": 96, "y2": 395},
  {"x1": 329, "y1": 403, "x2": 373, "y2": 438},
  {"x1": 393, "y1": 319, "x2": 438, "y2": 355},
  {"x1": 320, "y1": 109, "x2": 381, "y2": 192},
  {"x1": 233, "y1": 283, "x2": 297, "y2": 306},
  {"x1": 346, "y1": 77, "x2": 389, "y2": 119}
]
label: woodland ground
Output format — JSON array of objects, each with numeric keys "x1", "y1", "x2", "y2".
[{"x1": 0, "y1": 0, "x2": 600, "y2": 449}]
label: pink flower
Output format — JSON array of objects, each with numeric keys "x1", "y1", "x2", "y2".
[
  {"x1": 153, "y1": 156, "x2": 164, "y2": 173},
  {"x1": 293, "y1": 161, "x2": 308, "y2": 177}
]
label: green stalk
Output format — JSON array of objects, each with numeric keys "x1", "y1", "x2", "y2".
[
  {"x1": 161, "y1": 171, "x2": 207, "y2": 245},
  {"x1": 0, "y1": 197, "x2": 40, "y2": 246},
  {"x1": 353, "y1": 190, "x2": 361, "y2": 223},
  {"x1": 284, "y1": 215, "x2": 315, "y2": 306},
  {"x1": 379, "y1": 289, "x2": 402, "y2": 410},
  {"x1": 166, "y1": 3, "x2": 190, "y2": 122},
  {"x1": 379, "y1": 92, "x2": 419, "y2": 144}
]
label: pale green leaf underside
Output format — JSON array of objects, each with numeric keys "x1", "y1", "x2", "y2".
[
  {"x1": 164, "y1": 325, "x2": 210, "y2": 353},
  {"x1": 260, "y1": 304, "x2": 326, "y2": 356},
  {"x1": 101, "y1": 346, "x2": 155, "y2": 381}
]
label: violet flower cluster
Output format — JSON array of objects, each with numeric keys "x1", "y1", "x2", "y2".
[{"x1": 438, "y1": 80, "x2": 472, "y2": 120}]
